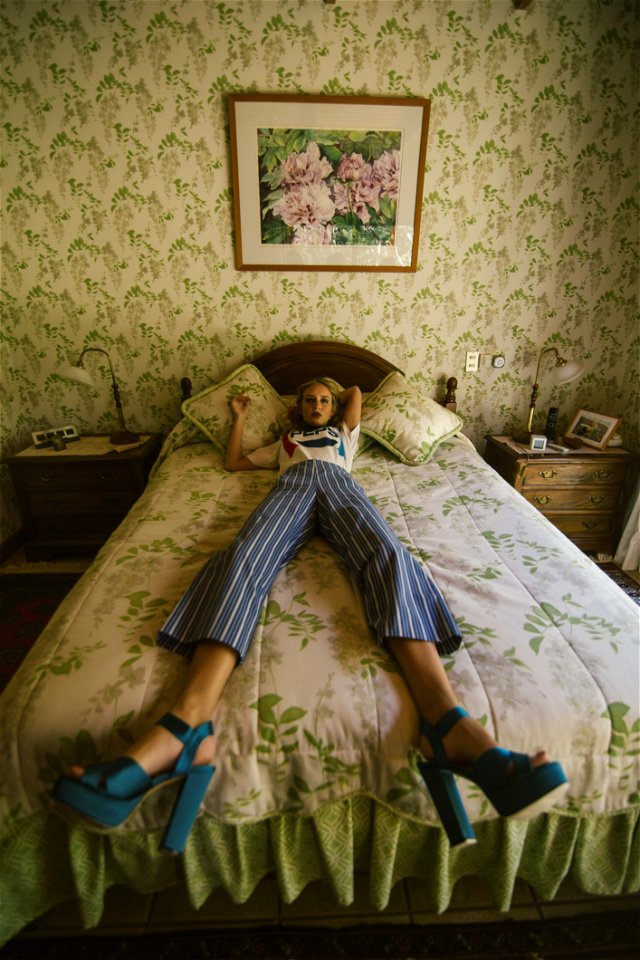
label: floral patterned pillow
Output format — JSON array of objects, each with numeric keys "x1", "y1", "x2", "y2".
[
  {"x1": 361, "y1": 371, "x2": 463, "y2": 464},
  {"x1": 182, "y1": 364, "x2": 287, "y2": 455}
]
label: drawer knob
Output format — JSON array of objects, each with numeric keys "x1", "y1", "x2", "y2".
[
  {"x1": 538, "y1": 469, "x2": 557, "y2": 480},
  {"x1": 39, "y1": 474, "x2": 56, "y2": 482},
  {"x1": 596, "y1": 470, "x2": 613, "y2": 480},
  {"x1": 99, "y1": 473, "x2": 117, "y2": 481},
  {"x1": 589, "y1": 495, "x2": 606, "y2": 504},
  {"x1": 582, "y1": 520, "x2": 598, "y2": 529},
  {"x1": 534, "y1": 495, "x2": 552, "y2": 505}
]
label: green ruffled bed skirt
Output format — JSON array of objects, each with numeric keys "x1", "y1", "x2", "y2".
[{"x1": 2, "y1": 795, "x2": 639, "y2": 943}]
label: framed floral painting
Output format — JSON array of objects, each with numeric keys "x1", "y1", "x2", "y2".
[{"x1": 228, "y1": 94, "x2": 431, "y2": 272}]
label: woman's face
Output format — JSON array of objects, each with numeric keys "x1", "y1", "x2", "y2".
[{"x1": 300, "y1": 382, "x2": 335, "y2": 427}]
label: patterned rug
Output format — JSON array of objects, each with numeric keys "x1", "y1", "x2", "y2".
[
  {"x1": 597, "y1": 562, "x2": 640, "y2": 605},
  {"x1": 0, "y1": 573, "x2": 82, "y2": 691},
  {"x1": 5, "y1": 912, "x2": 638, "y2": 959}
]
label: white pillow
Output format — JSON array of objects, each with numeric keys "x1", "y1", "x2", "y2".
[
  {"x1": 182, "y1": 364, "x2": 287, "y2": 455},
  {"x1": 361, "y1": 371, "x2": 462, "y2": 464}
]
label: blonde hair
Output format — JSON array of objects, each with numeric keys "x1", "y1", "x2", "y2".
[{"x1": 290, "y1": 378, "x2": 342, "y2": 429}]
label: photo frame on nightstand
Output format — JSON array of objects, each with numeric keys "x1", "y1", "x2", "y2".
[{"x1": 564, "y1": 409, "x2": 621, "y2": 450}]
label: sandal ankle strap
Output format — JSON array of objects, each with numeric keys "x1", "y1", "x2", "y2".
[
  {"x1": 420, "y1": 707, "x2": 469, "y2": 763},
  {"x1": 157, "y1": 713, "x2": 214, "y2": 774}
]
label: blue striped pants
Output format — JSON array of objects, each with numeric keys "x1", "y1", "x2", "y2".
[{"x1": 157, "y1": 459, "x2": 461, "y2": 663}]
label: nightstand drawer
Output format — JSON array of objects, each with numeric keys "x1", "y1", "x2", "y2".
[
  {"x1": 484, "y1": 436, "x2": 639, "y2": 556},
  {"x1": 519, "y1": 460, "x2": 629, "y2": 488},
  {"x1": 6, "y1": 434, "x2": 162, "y2": 559},
  {"x1": 18, "y1": 461, "x2": 134, "y2": 490},
  {"x1": 27, "y1": 489, "x2": 138, "y2": 515},
  {"x1": 523, "y1": 487, "x2": 621, "y2": 512},
  {"x1": 32, "y1": 513, "x2": 129, "y2": 540},
  {"x1": 551, "y1": 514, "x2": 615, "y2": 538}
]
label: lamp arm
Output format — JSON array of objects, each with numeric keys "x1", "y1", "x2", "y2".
[
  {"x1": 524, "y1": 347, "x2": 559, "y2": 434},
  {"x1": 76, "y1": 346, "x2": 109, "y2": 365},
  {"x1": 76, "y1": 347, "x2": 137, "y2": 441},
  {"x1": 105, "y1": 355, "x2": 128, "y2": 433}
]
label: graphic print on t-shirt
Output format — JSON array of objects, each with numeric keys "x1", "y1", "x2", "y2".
[{"x1": 283, "y1": 427, "x2": 345, "y2": 460}]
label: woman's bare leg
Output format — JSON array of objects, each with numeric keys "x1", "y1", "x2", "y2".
[
  {"x1": 71, "y1": 641, "x2": 237, "y2": 779},
  {"x1": 387, "y1": 638, "x2": 548, "y2": 767}
]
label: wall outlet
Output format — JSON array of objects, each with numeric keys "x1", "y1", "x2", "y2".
[{"x1": 465, "y1": 351, "x2": 480, "y2": 372}]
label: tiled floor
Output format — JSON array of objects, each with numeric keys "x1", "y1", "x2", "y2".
[{"x1": 19, "y1": 872, "x2": 639, "y2": 938}]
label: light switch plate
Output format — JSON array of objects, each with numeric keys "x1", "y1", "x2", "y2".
[{"x1": 465, "y1": 351, "x2": 480, "y2": 372}]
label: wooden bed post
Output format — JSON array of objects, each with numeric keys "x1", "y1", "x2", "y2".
[
  {"x1": 180, "y1": 377, "x2": 193, "y2": 402},
  {"x1": 443, "y1": 377, "x2": 457, "y2": 411}
]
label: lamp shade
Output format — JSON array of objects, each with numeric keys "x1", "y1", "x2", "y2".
[
  {"x1": 59, "y1": 364, "x2": 96, "y2": 388},
  {"x1": 552, "y1": 358, "x2": 585, "y2": 385}
]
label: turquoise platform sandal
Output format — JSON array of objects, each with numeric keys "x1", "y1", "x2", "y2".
[
  {"x1": 417, "y1": 707, "x2": 569, "y2": 847},
  {"x1": 53, "y1": 713, "x2": 215, "y2": 853}
]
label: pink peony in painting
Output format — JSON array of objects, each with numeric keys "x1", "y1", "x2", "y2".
[{"x1": 258, "y1": 128, "x2": 402, "y2": 247}]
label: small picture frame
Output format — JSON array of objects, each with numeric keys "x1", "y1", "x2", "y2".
[{"x1": 564, "y1": 409, "x2": 621, "y2": 450}]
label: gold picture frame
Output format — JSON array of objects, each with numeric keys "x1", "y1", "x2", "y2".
[
  {"x1": 564, "y1": 409, "x2": 621, "y2": 450},
  {"x1": 228, "y1": 93, "x2": 431, "y2": 272}
]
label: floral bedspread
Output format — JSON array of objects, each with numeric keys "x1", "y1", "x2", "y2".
[{"x1": 1, "y1": 433, "x2": 638, "y2": 940}]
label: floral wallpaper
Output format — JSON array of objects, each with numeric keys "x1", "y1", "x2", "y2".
[{"x1": 1, "y1": 0, "x2": 638, "y2": 545}]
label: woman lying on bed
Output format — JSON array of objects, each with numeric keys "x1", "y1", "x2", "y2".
[{"x1": 54, "y1": 378, "x2": 568, "y2": 851}]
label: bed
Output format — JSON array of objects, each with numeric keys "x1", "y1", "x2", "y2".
[{"x1": 1, "y1": 340, "x2": 638, "y2": 942}]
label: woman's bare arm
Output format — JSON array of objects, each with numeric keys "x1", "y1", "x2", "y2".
[
  {"x1": 339, "y1": 385, "x2": 362, "y2": 431},
  {"x1": 225, "y1": 395, "x2": 260, "y2": 471}
]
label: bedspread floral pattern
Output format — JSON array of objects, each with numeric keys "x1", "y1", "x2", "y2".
[{"x1": 2, "y1": 438, "x2": 638, "y2": 829}]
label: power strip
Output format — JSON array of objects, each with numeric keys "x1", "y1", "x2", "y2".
[{"x1": 32, "y1": 424, "x2": 80, "y2": 448}]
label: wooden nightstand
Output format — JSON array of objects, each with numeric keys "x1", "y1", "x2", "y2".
[
  {"x1": 484, "y1": 436, "x2": 639, "y2": 554},
  {"x1": 7, "y1": 434, "x2": 162, "y2": 561}
]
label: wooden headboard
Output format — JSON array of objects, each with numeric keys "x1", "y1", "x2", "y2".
[
  {"x1": 252, "y1": 340, "x2": 402, "y2": 393},
  {"x1": 180, "y1": 340, "x2": 457, "y2": 408}
]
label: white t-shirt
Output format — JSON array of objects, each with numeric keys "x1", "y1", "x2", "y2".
[{"x1": 247, "y1": 423, "x2": 360, "y2": 475}]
